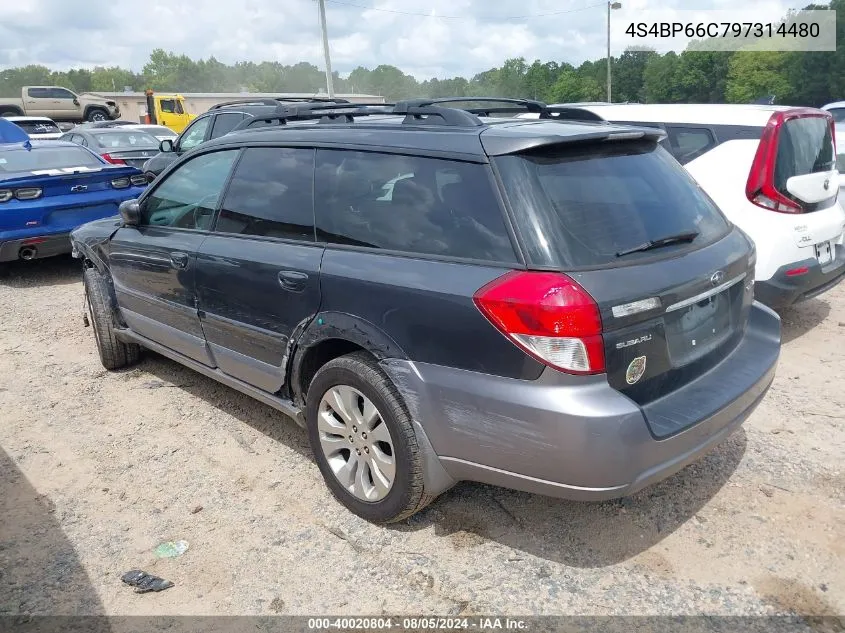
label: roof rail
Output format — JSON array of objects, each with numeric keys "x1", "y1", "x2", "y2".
[
  {"x1": 394, "y1": 97, "x2": 547, "y2": 117},
  {"x1": 209, "y1": 96, "x2": 351, "y2": 110},
  {"x1": 235, "y1": 100, "x2": 485, "y2": 131}
]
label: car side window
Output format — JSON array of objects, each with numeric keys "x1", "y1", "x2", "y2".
[
  {"x1": 314, "y1": 150, "x2": 517, "y2": 262},
  {"x1": 210, "y1": 113, "x2": 245, "y2": 138},
  {"x1": 828, "y1": 108, "x2": 845, "y2": 123},
  {"x1": 215, "y1": 147, "x2": 315, "y2": 241},
  {"x1": 666, "y1": 126, "x2": 717, "y2": 164},
  {"x1": 27, "y1": 88, "x2": 50, "y2": 98},
  {"x1": 51, "y1": 88, "x2": 75, "y2": 100},
  {"x1": 140, "y1": 150, "x2": 238, "y2": 230},
  {"x1": 159, "y1": 99, "x2": 176, "y2": 114},
  {"x1": 178, "y1": 116, "x2": 210, "y2": 151}
]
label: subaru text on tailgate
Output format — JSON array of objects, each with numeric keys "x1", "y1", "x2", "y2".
[{"x1": 70, "y1": 98, "x2": 781, "y2": 523}]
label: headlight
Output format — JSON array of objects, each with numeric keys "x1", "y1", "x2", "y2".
[{"x1": 111, "y1": 177, "x2": 131, "y2": 189}]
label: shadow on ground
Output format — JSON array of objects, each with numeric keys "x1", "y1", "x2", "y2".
[
  {"x1": 778, "y1": 298, "x2": 832, "y2": 345},
  {"x1": 0, "y1": 447, "x2": 110, "y2": 629},
  {"x1": 0, "y1": 255, "x2": 81, "y2": 289},
  {"x1": 134, "y1": 349, "x2": 746, "y2": 570}
]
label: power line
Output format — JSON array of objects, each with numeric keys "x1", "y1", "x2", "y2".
[{"x1": 322, "y1": 0, "x2": 606, "y2": 20}]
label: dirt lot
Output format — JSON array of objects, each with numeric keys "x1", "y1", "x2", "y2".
[{"x1": 0, "y1": 255, "x2": 843, "y2": 618}]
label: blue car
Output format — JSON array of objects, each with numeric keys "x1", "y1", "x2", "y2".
[{"x1": 0, "y1": 118, "x2": 146, "y2": 263}]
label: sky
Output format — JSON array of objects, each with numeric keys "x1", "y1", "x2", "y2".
[{"x1": 0, "y1": 0, "x2": 805, "y2": 80}]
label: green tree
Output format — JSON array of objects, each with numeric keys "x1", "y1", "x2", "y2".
[
  {"x1": 642, "y1": 52, "x2": 680, "y2": 103},
  {"x1": 726, "y1": 51, "x2": 793, "y2": 103}
]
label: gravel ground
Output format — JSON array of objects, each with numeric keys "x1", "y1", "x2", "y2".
[{"x1": 0, "y1": 255, "x2": 843, "y2": 619}]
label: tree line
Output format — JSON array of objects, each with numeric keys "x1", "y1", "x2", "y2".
[{"x1": 1, "y1": 0, "x2": 842, "y2": 107}]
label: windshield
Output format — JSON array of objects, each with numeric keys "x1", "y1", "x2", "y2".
[
  {"x1": 92, "y1": 131, "x2": 159, "y2": 149},
  {"x1": 0, "y1": 145, "x2": 103, "y2": 174},
  {"x1": 12, "y1": 120, "x2": 61, "y2": 134},
  {"x1": 495, "y1": 141, "x2": 730, "y2": 268}
]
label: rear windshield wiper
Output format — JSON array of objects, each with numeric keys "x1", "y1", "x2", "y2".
[{"x1": 616, "y1": 231, "x2": 699, "y2": 257}]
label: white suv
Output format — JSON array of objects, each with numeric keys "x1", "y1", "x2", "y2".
[{"x1": 518, "y1": 104, "x2": 845, "y2": 309}]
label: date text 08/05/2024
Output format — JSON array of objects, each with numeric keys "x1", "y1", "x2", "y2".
[{"x1": 307, "y1": 617, "x2": 528, "y2": 631}]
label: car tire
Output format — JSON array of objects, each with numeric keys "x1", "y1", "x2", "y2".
[
  {"x1": 0, "y1": 109, "x2": 21, "y2": 118},
  {"x1": 87, "y1": 108, "x2": 108, "y2": 122},
  {"x1": 83, "y1": 266, "x2": 140, "y2": 370},
  {"x1": 306, "y1": 351, "x2": 434, "y2": 523}
]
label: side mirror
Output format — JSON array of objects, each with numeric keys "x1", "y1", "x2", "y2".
[
  {"x1": 73, "y1": 98, "x2": 80, "y2": 106},
  {"x1": 160, "y1": 139, "x2": 174, "y2": 153},
  {"x1": 119, "y1": 199, "x2": 141, "y2": 226}
]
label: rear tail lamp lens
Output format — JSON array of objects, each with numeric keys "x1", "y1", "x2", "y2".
[
  {"x1": 473, "y1": 271, "x2": 605, "y2": 375},
  {"x1": 0, "y1": 190, "x2": 12, "y2": 203},
  {"x1": 111, "y1": 177, "x2": 131, "y2": 189},
  {"x1": 129, "y1": 175, "x2": 148, "y2": 187},
  {"x1": 102, "y1": 153, "x2": 126, "y2": 165},
  {"x1": 15, "y1": 188, "x2": 42, "y2": 200}
]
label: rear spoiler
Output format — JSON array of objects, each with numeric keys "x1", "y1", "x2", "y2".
[{"x1": 481, "y1": 124, "x2": 667, "y2": 157}]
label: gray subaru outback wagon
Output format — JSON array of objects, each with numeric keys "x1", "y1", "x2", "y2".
[{"x1": 71, "y1": 98, "x2": 781, "y2": 523}]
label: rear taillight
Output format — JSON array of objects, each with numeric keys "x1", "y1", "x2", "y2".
[
  {"x1": 102, "y1": 153, "x2": 125, "y2": 165},
  {"x1": 473, "y1": 271, "x2": 605, "y2": 375},
  {"x1": 0, "y1": 188, "x2": 42, "y2": 202},
  {"x1": 746, "y1": 109, "x2": 834, "y2": 214},
  {"x1": 15, "y1": 187, "x2": 42, "y2": 200},
  {"x1": 130, "y1": 174, "x2": 148, "y2": 187},
  {"x1": 111, "y1": 177, "x2": 131, "y2": 189}
]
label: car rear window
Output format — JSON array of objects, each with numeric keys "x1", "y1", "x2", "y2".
[
  {"x1": 0, "y1": 146, "x2": 103, "y2": 173},
  {"x1": 495, "y1": 141, "x2": 730, "y2": 268},
  {"x1": 774, "y1": 116, "x2": 835, "y2": 192},
  {"x1": 92, "y1": 131, "x2": 159, "y2": 149},
  {"x1": 12, "y1": 121, "x2": 61, "y2": 134}
]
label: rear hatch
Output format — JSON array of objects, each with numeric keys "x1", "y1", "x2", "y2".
[
  {"x1": 746, "y1": 108, "x2": 838, "y2": 215},
  {"x1": 493, "y1": 137, "x2": 755, "y2": 437}
]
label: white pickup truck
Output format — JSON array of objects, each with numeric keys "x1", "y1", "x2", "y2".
[{"x1": 0, "y1": 86, "x2": 120, "y2": 123}]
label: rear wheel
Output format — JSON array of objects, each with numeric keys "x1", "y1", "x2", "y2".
[
  {"x1": 83, "y1": 266, "x2": 140, "y2": 370},
  {"x1": 0, "y1": 109, "x2": 21, "y2": 118},
  {"x1": 305, "y1": 352, "x2": 433, "y2": 523}
]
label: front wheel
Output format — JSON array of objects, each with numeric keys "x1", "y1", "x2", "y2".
[
  {"x1": 87, "y1": 109, "x2": 108, "y2": 122},
  {"x1": 306, "y1": 352, "x2": 434, "y2": 523},
  {"x1": 83, "y1": 266, "x2": 140, "y2": 370}
]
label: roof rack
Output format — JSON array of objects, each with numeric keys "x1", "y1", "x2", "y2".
[
  {"x1": 229, "y1": 96, "x2": 618, "y2": 133},
  {"x1": 394, "y1": 97, "x2": 547, "y2": 117},
  {"x1": 209, "y1": 96, "x2": 351, "y2": 110}
]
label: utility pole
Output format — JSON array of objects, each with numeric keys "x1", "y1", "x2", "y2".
[
  {"x1": 317, "y1": 0, "x2": 335, "y2": 98},
  {"x1": 607, "y1": 2, "x2": 622, "y2": 103}
]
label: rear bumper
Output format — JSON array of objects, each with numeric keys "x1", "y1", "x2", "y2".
[
  {"x1": 754, "y1": 245, "x2": 845, "y2": 309},
  {"x1": 0, "y1": 232, "x2": 71, "y2": 262},
  {"x1": 381, "y1": 302, "x2": 781, "y2": 501}
]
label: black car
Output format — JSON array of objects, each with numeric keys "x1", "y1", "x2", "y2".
[
  {"x1": 70, "y1": 98, "x2": 780, "y2": 524},
  {"x1": 59, "y1": 128, "x2": 160, "y2": 168},
  {"x1": 140, "y1": 97, "x2": 353, "y2": 181}
]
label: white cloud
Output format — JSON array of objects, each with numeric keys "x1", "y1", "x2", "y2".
[{"x1": 0, "y1": 0, "x2": 803, "y2": 79}]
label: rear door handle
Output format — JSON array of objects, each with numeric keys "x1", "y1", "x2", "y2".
[
  {"x1": 170, "y1": 252, "x2": 189, "y2": 269},
  {"x1": 278, "y1": 270, "x2": 308, "y2": 292}
]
